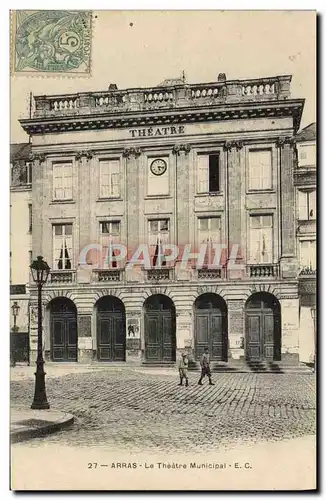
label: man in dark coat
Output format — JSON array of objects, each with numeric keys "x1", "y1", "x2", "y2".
[{"x1": 198, "y1": 347, "x2": 215, "y2": 385}]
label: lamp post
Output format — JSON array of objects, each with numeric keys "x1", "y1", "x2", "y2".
[
  {"x1": 10, "y1": 301, "x2": 20, "y2": 367},
  {"x1": 310, "y1": 306, "x2": 316, "y2": 374},
  {"x1": 30, "y1": 256, "x2": 50, "y2": 410}
]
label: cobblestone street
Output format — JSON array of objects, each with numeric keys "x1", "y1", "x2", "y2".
[{"x1": 11, "y1": 367, "x2": 316, "y2": 453}]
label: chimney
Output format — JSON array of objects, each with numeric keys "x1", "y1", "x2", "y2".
[
  {"x1": 217, "y1": 73, "x2": 226, "y2": 82},
  {"x1": 108, "y1": 84, "x2": 118, "y2": 90}
]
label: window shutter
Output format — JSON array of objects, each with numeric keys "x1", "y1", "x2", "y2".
[{"x1": 197, "y1": 155, "x2": 209, "y2": 193}]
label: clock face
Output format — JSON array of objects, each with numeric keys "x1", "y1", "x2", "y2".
[{"x1": 150, "y1": 159, "x2": 167, "y2": 176}]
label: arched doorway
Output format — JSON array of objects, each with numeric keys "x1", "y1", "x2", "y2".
[
  {"x1": 245, "y1": 292, "x2": 281, "y2": 362},
  {"x1": 49, "y1": 298, "x2": 77, "y2": 362},
  {"x1": 144, "y1": 294, "x2": 176, "y2": 363},
  {"x1": 194, "y1": 293, "x2": 228, "y2": 361},
  {"x1": 96, "y1": 296, "x2": 126, "y2": 361}
]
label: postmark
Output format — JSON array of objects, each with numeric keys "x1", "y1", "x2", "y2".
[{"x1": 11, "y1": 10, "x2": 92, "y2": 76}]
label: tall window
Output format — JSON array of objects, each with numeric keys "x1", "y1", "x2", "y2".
[
  {"x1": 300, "y1": 240, "x2": 316, "y2": 270},
  {"x1": 148, "y1": 219, "x2": 169, "y2": 266},
  {"x1": 100, "y1": 221, "x2": 120, "y2": 267},
  {"x1": 147, "y1": 158, "x2": 169, "y2": 196},
  {"x1": 197, "y1": 154, "x2": 220, "y2": 193},
  {"x1": 53, "y1": 163, "x2": 73, "y2": 200},
  {"x1": 99, "y1": 159, "x2": 120, "y2": 198},
  {"x1": 248, "y1": 149, "x2": 272, "y2": 190},
  {"x1": 28, "y1": 204, "x2": 32, "y2": 233},
  {"x1": 198, "y1": 217, "x2": 221, "y2": 265},
  {"x1": 297, "y1": 190, "x2": 316, "y2": 220},
  {"x1": 53, "y1": 224, "x2": 73, "y2": 270},
  {"x1": 249, "y1": 215, "x2": 273, "y2": 263}
]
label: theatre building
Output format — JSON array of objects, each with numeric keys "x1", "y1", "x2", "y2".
[{"x1": 20, "y1": 73, "x2": 305, "y2": 368}]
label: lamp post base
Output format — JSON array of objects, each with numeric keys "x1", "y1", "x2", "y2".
[
  {"x1": 31, "y1": 401, "x2": 50, "y2": 410},
  {"x1": 31, "y1": 363, "x2": 50, "y2": 410}
]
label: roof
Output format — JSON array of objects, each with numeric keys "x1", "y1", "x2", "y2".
[
  {"x1": 296, "y1": 123, "x2": 316, "y2": 142},
  {"x1": 10, "y1": 143, "x2": 31, "y2": 162}
]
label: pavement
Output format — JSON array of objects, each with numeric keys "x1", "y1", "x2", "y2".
[
  {"x1": 10, "y1": 364, "x2": 316, "y2": 453},
  {"x1": 10, "y1": 405, "x2": 74, "y2": 443}
]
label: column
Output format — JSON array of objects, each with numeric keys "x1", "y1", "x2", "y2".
[
  {"x1": 276, "y1": 137, "x2": 297, "y2": 278},
  {"x1": 75, "y1": 150, "x2": 93, "y2": 283},
  {"x1": 123, "y1": 147, "x2": 141, "y2": 261},
  {"x1": 223, "y1": 141, "x2": 244, "y2": 279}
]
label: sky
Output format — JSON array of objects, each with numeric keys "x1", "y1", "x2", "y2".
[{"x1": 10, "y1": 10, "x2": 316, "y2": 143}]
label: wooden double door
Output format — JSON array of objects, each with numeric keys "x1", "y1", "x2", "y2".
[
  {"x1": 194, "y1": 294, "x2": 228, "y2": 361},
  {"x1": 97, "y1": 297, "x2": 126, "y2": 361},
  {"x1": 144, "y1": 295, "x2": 176, "y2": 363},
  {"x1": 245, "y1": 294, "x2": 281, "y2": 362},
  {"x1": 50, "y1": 299, "x2": 77, "y2": 362}
]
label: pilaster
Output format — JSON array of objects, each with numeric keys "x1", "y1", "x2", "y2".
[
  {"x1": 276, "y1": 137, "x2": 297, "y2": 278},
  {"x1": 30, "y1": 153, "x2": 46, "y2": 257},
  {"x1": 223, "y1": 141, "x2": 245, "y2": 279},
  {"x1": 172, "y1": 143, "x2": 191, "y2": 249},
  {"x1": 123, "y1": 147, "x2": 141, "y2": 261}
]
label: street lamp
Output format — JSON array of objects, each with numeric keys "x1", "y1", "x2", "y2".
[
  {"x1": 310, "y1": 306, "x2": 316, "y2": 374},
  {"x1": 11, "y1": 301, "x2": 20, "y2": 367},
  {"x1": 30, "y1": 256, "x2": 50, "y2": 410}
]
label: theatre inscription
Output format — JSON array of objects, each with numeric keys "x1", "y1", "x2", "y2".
[{"x1": 129, "y1": 125, "x2": 185, "y2": 138}]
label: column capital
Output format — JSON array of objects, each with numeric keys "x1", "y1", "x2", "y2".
[
  {"x1": 276, "y1": 136, "x2": 296, "y2": 149},
  {"x1": 75, "y1": 150, "x2": 94, "y2": 162},
  {"x1": 172, "y1": 143, "x2": 191, "y2": 155},
  {"x1": 223, "y1": 140, "x2": 243, "y2": 152},
  {"x1": 29, "y1": 153, "x2": 46, "y2": 164},
  {"x1": 123, "y1": 147, "x2": 141, "y2": 159}
]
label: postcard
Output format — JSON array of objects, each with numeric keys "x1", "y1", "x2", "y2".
[{"x1": 10, "y1": 10, "x2": 316, "y2": 491}]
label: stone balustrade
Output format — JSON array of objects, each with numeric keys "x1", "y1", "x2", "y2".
[
  {"x1": 247, "y1": 264, "x2": 279, "y2": 278},
  {"x1": 49, "y1": 271, "x2": 76, "y2": 283},
  {"x1": 32, "y1": 75, "x2": 292, "y2": 118}
]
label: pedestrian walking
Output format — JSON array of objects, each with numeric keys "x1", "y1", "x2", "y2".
[
  {"x1": 198, "y1": 347, "x2": 215, "y2": 386},
  {"x1": 178, "y1": 352, "x2": 189, "y2": 386}
]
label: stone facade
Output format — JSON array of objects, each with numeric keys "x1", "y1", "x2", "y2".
[
  {"x1": 294, "y1": 123, "x2": 316, "y2": 364},
  {"x1": 19, "y1": 73, "x2": 305, "y2": 367}
]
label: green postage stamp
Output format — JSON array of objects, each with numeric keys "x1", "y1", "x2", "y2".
[{"x1": 11, "y1": 10, "x2": 92, "y2": 75}]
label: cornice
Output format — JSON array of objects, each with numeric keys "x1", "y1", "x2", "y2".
[{"x1": 20, "y1": 99, "x2": 304, "y2": 136}]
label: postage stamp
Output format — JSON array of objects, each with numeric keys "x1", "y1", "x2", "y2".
[{"x1": 11, "y1": 10, "x2": 92, "y2": 76}]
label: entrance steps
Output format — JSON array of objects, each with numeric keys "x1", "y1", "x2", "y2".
[{"x1": 189, "y1": 361, "x2": 314, "y2": 374}]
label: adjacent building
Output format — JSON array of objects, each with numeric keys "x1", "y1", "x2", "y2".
[
  {"x1": 19, "y1": 73, "x2": 305, "y2": 368},
  {"x1": 294, "y1": 123, "x2": 316, "y2": 365},
  {"x1": 10, "y1": 143, "x2": 32, "y2": 363}
]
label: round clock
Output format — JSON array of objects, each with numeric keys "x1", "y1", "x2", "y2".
[{"x1": 150, "y1": 159, "x2": 167, "y2": 176}]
